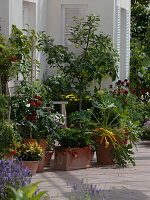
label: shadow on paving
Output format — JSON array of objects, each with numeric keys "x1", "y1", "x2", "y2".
[
  {"x1": 138, "y1": 141, "x2": 150, "y2": 148},
  {"x1": 37, "y1": 168, "x2": 150, "y2": 200},
  {"x1": 34, "y1": 142, "x2": 150, "y2": 199}
]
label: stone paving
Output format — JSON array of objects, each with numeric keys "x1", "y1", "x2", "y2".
[{"x1": 32, "y1": 141, "x2": 150, "y2": 200}]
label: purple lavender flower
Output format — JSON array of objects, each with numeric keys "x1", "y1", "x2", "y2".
[
  {"x1": 70, "y1": 179, "x2": 103, "y2": 200},
  {"x1": 0, "y1": 159, "x2": 32, "y2": 199}
]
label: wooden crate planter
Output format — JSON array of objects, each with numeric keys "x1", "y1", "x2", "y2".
[{"x1": 54, "y1": 147, "x2": 92, "y2": 170}]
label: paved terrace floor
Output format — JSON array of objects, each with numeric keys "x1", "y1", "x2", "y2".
[{"x1": 33, "y1": 141, "x2": 150, "y2": 200}]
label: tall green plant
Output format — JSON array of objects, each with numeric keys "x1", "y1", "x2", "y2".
[
  {"x1": 10, "y1": 25, "x2": 41, "y2": 84},
  {"x1": 40, "y1": 15, "x2": 118, "y2": 111},
  {"x1": 130, "y1": 3, "x2": 150, "y2": 98}
]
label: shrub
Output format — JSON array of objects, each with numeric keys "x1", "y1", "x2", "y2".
[
  {"x1": 0, "y1": 122, "x2": 20, "y2": 158},
  {"x1": 0, "y1": 159, "x2": 31, "y2": 199}
]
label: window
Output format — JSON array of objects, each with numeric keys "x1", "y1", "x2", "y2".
[{"x1": 62, "y1": 5, "x2": 88, "y2": 54}]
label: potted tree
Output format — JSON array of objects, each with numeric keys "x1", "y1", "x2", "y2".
[
  {"x1": 53, "y1": 128, "x2": 94, "y2": 170},
  {"x1": 16, "y1": 142, "x2": 43, "y2": 175}
]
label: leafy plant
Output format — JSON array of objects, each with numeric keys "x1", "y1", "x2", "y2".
[
  {"x1": 54, "y1": 128, "x2": 93, "y2": 148},
  {"x1": 40, "y1": 15, "x2": 118, "y2": 111},
  {"x1": 0, "y1": 159, "x2": 31, "y2": 200},
  {"x1": 8, "y1": 181, "x2": 48, "y2": 200},
  {"x1": 130, "y1": 3, "x2": 150, "y2": 100},
  {"x1": 11, "y1": 81, "x2": 60, "y2": 140},
  {"x1": 16, "y1": 142, "x2": 43, "y2": 161},
  {"x1": 91, "y1": 90, "x2": 120, "y2": 129},
  {"x1": 69, "y1": 110, "x2": 95, "y2": 130},
  {"x1": 43, "y1": 74, "x2": 73, "y2": 101},
  {"x1": 0, "y1": 122, "x2": 20, "y2": 158},
  {"x1": 0, "y1": 32, "x2": 20, "y2": 94},
  {"x1": 111, "y1": 144, "x2": 135, "y2": 167},
  {"x1": 0, "y1": 94, "x2": 9, "y2": 122}
]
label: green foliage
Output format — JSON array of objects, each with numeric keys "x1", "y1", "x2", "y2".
[
  {"x1": 111, "y1": 144, "x2": 135, "y2": 167},
  {"x1": 54, "y1": 129, "x2": 93, "y2": 148},
  {"x1": 0, "y1": 94, "x2": 9, "y2": 122},
  {"x1": 8, "y1": 181, "x2": 48, "y2": 200},
  {"x1": 69, "y1": 110, "x2": 95, "y2": 130},
  {"x1": 91, "y1": 90, "x2": 120, "y2": 129},
  {"x1": 0, "y1": 122, "x2": 20, "y2": 158},
  {"x1": 10, "y1": 81, "x2": 58, "y2": 140},
  {"x1": 43, "y1": 74, "x2": 73, "y2": 101},
  {"x1": 40, "y1": 15, "x2": 118, "y2": 111},
  {"x1": 0, "y1": 33, "x2": 20, "y2": 94},
  {"x1": 130, "y1": 3, "x2": 150, "y2": 97},
  {"x1": 10, "y1": 25, "x2": 41, "y2": 82},
  {"x1": 131, "y1": 0, "x2": 150, "y2": 6}
]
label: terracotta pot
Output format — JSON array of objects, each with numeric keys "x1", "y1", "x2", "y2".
[
  {"x1": 44, "y1": 151, "x2": 54, "y2": 167},
  {"x1": 93, "y1": 135, "x2": 114, "y2": 165},
  {"x1": 96, "y1": 141, "x2": 114, "y2": 165},
  {"x1": 23, "y1": 139, "x2": 47, "y2": 172},
  {"x1": 54, "y1": 146, "x2": 92, "y2": 170},
  {"x1": 22, "y1": 161, "x2": 39, "y2": 176},
  {"x1": 37, "y1": 139, "x2": 47, "y2": 172}
]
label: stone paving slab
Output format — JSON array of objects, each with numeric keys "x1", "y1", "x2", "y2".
[{"x1": 32, "y1": 141, "x2": 150, "y2": 200}]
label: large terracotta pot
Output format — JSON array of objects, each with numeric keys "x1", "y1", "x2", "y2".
[
  {"x1": 96, "y1": 140, "x2": 114, "y2": 165},
  {"x1": 22, "y1": 161, "x2": 39, "y2": 176},
  {"x1": 54, "y1": 146, "x2": 92, "y2": 170},
  {"x1": 93, "y1": 135, "x2": 115, "y2": 165}
]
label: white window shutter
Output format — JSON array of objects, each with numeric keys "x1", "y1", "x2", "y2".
[
  {"x1": 116, "y1": 6, "x2": 121, "y2": 77},
  {"x1": 125, "y1": 10, "x2": 130, "y2": 79},
  {"x1": 63, "y1": 6, "x2": 88, "y2": 54}
]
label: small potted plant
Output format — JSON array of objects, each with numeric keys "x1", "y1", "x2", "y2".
[
  {"x1": 16, "y1": 142, "x2": 43, "y2": 175},
  {"x1": 54, "y1": 128, "x2": 94, "y2": 170}
]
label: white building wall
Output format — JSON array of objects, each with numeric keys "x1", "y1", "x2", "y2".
[
  {"x1": 0, "y1": 0, "x2": 131, "y2": 84},
  {"x1": 0, "y1": 0, "x2": 10, "y2": 37},
  {"x1": 47, "y1": 0, "x2": 115, "y2": 44}
]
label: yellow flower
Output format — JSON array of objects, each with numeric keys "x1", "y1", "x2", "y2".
[{"x1": 97, "y1": 90, "x2": 105, "y2": 95}]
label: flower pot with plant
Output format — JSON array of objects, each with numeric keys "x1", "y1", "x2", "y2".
[
  {"x1": 90, "y1": 90, "x2": 136, "y2": 167},
  {"x1": 54, "y1": 128, "x2": 94, "y2": 170},
  {"x1": 11, "y1": 81, "x2": 64, "y2": 171},
  {"x1": 16, "y1": 142, "x2": 43, "y2": 175}
]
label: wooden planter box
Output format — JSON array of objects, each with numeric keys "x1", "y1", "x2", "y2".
[{"x1": 54, "y1": 147, "x2": 92, "y2": 170}]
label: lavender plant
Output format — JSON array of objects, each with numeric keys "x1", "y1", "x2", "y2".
[
  {"x1": 0, "y1": 159, "x2": 31, "y2": 199},
  {"x1": 69, "y1": 179, "x2": 105, "y2": 200}
]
